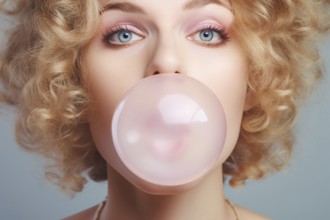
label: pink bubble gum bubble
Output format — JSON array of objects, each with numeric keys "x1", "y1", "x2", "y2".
[{"x1": 112, "y1": 74, "x2": 227, "y2": 186}]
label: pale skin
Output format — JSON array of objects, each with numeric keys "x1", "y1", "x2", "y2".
[{"x1": 64, "y1": 0, "x2": 271, "y2": 219}]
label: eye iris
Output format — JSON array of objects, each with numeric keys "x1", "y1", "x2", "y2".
[
  {"x1": 200, "y1": 30, "x2": 213, "y2": 42},
  {"x1": 118, "y1": 30, "x2": 132, "y2": 43}
]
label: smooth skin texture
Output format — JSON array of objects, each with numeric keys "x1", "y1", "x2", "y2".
[{"x1": 65, "y1": 0, "x2": 270, "y2": 219}]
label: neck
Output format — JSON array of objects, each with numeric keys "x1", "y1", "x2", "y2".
[{"x1": 100, "y1": 166, "x2": 233, "y2": 220}]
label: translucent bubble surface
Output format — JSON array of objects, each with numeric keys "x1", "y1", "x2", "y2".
[{"x1": 112, "y1": 74, "x2": 226, "y2": 186}]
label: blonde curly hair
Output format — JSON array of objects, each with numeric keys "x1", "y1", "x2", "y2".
[{"x1": 0, "y1": 0, "x2": 329, "y2": 194}]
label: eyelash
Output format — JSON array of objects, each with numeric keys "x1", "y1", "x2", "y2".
[
  {"x1": 102, "y1": 25, "x2": 143, "y2": 48},
  {"x1": 192, "y1": 24, "x2": 230, "y2": 47}
]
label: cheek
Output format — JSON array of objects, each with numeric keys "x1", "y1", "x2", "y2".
[
  {"x1": 84, "y1": 34, "x2": 151, "y2": 84},
  {"x1": 184, "y1": 42, "x2": 248, "y2": 164},
  {"x1": 87, "y1": 79, "x2": 122, "y2": 174},
  {"x1": 83, "y1": 39, "x2": 160, "y2": 187},
  {"x1": 215, "y1": 53, "x2": 247, "y2": 163},
  {"x1": 216, "y1": 75, "x2": 246, "y2": 164},
  {"x1": 87, "y1": 76, "x2": 142, "y2": 186},
  {"x1": 83, "y1": 43, "x2": 135, "y2": 179},
  {"x1": 83, "y1": 38, "x2": 153, "y2": 123}
]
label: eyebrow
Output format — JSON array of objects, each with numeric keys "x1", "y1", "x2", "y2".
[
  {"x1": 101, "y1": 0, "x2": 231, "y2": 14},
  {"x1": 101, "y1": 2, "x2": 145, "y2": 14},
  {"x1": 184, "y1": 0, "x2": 231, "y2": 11}
]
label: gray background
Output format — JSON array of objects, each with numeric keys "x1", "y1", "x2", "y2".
[{"x1": 0, "y1": 13, "x2": 329, "y2": 220}]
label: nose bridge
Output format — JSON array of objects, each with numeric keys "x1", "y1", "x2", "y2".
[{"x1": 147, "y1": 34, "x2": 182, "y2": 75}]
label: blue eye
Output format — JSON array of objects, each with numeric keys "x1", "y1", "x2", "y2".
[
  {"x1": 187, "y1": 26, "x2": 229, "y2": 46},
  {"x1": 116, "y1": 30, "x2": 133, "y2": 43},
  {"x1": 103, "y1": 25, "x2": 144, "y2": 46},
  {"x1": 199, "y1": 30, "x2": 215, "y2": 42}
]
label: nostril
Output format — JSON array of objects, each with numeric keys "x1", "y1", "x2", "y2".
[{"x1": 153, "y1": 71, "x2": 180, "y2": 75}]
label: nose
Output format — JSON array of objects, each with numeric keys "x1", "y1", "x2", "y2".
[{"x1": 146, "y1": 37, "x2": 183, "y2": 76}]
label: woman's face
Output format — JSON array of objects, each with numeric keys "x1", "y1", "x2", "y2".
[{"x1": 85, "y1": 0, "x2": 248, "y2": 193}]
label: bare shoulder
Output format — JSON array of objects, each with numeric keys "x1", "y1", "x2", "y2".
[
  {"x1": 61, "y1": 204, "x2": 99, "y2": 220},
  {"x1": 235, "y1": 205, "x2": 272, "y2": 220}
]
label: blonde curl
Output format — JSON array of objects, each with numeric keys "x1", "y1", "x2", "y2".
[{"x1": 0, "y1": 0, "x2": 329, "y2": 194}]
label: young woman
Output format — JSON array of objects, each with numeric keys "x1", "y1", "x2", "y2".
[{"x1": 0, "y1": 0, "x2": 329, "y2": 219}]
